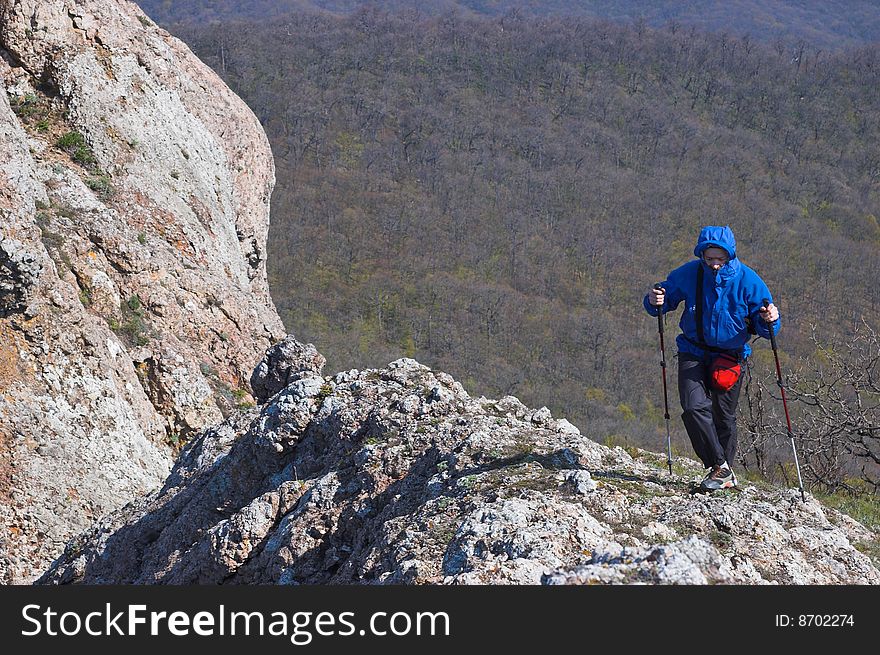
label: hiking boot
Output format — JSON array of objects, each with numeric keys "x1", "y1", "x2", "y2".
[{"x1": 700, "y1": 465, "x2": 735, "y2": 491}]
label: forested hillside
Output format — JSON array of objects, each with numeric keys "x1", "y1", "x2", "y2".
[
  {"x1": 137, "y1": 0, "x2": 880, "y2": 51},
  {"x1": 165, "y1": 10, "x2": 879, "y2": 487}
]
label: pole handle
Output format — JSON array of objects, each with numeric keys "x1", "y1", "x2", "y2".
[
  {"x1": 652, "y1": 284, "x2": 665, "y2": 331},
  {"x1": 762, "y1": 298, "x2": 779, "y2": 350}
]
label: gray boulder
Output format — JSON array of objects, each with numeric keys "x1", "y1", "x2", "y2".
[
  {"x1": 250, "y1": 334, "x2": 327, "y2": 404},
  {"x1": 0, "y1": 238, "x2": 41, "y2": 317}
]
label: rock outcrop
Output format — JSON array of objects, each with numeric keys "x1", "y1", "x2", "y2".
[
  {"x1": 0, "y1": 0, "x2": 284, "y2": 583},
  {"x1": 250, "y1": 334, "x2": 327, "y2": 404},
  {"x1": 39, "y1": 347, "x2": 880, "y2": 585}
]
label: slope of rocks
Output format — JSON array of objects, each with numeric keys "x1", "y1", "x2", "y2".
[{"x1": 39, "y1": 336, "x2": 880, "y2": 585}]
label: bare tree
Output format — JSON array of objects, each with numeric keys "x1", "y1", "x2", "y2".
[{"x1": 741, "y1": 321, "x2": 880, "y2": 492}]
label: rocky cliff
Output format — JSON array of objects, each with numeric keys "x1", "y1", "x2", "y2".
[
  {"x1": 38, "y1": 336, "x2": 880, "y2": 585},
  {"x1": 0, "y1": 0, "x2": 284, "y2": 583}
]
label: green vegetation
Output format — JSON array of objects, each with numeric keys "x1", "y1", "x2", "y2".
[
  {"x1": 815, "y1": 482, "x2": 880, "y2": 533},
  {"x1": 56, "y1": 131, "x2": 86, "y2": 149},
  {"x1": 312, "y1": 382, "x2": 335, "y2": 407},
  {"x1": 813, "y1": 482, "x2": 880, "y2": 566},
  {"x1": 86, "y1": 174, "x2": 114, "y2": 198},
  {"x1": 231, "y1": 388, "x2": 255, "y2": 409},
  {"x1": 10, "y1": 94, "x2": 44, "y2": 120},
  {"x1": 198, "y1": 361, "x2": 257, "y2": 415},
  {"x1": 36, "y1": 210, "x2": 74, "y2": 275},
  {"x1": 853, "y1": 540, "x2": 880, "y2": 569},
  {"x1": 56, "y1": 131, "x2": 97, "y2": 166},
  {"x1": 35, "y1": 212, "x2": 65, "y2": 251},
  {"x1": 708, "y1": 529, "x2": 734, "y2": 550},
  {"x1": 602, "y1": 435, "x2": 641, "y2": 460},
  {"x1": 109, "y1": 294, "x2": 150, "y2": 347},
  {"x1": 166, "y1": 430, "x2": 182, "y2": 449},
  {"x1": 54, "y1": 131, "x2": 116, "y2": 199},
  {"x1": 10, "y1": 93, "x2": 59, "y2": 135}
]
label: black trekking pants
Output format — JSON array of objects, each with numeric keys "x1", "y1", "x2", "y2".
[{"x1": 678, "y1": 353, "x2": 743, "y2": 469}]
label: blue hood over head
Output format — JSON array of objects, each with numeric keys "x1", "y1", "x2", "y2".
[{"x1": 694, "y1": 225, "x2": 737, "y2": 259}]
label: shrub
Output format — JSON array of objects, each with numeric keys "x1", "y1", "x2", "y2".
[
  {"x1": 86, "y1": 174, "x2": 114, "y2": 199},
  {"x1": 109, "y1": 294, "x2": 150, "y2": 347},
  {"x1": 56, "y1": 131, "x2": 97, "y2": 167}
]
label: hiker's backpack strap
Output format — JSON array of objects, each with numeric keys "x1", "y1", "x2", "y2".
[{"x1": 688, "y1": 263, "x2": 744, "y2": 361}]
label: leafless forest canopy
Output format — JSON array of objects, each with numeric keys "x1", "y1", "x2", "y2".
[
  {"x1": 151, "y1": 5, "x2": 880, "y2": 489},
  {"x1": 138, "y1": 0, "x2": 880, "y2": 51}
]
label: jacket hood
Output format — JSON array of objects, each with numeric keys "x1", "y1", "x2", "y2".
[{"x1": 694, "y1": 225, "x2": 737, "y2": 260}]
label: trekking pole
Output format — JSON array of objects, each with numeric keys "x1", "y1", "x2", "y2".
[
  {"x1": 654, "y1": 284, "x2": 673, "y2": 475},
  {"x1": 763, "y1": 299, "x2": 806, "y2": 503}
]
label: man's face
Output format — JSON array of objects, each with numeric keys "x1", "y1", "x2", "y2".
[{"x1": 703, "y1": 247, "x2": 729, "y2": 271}]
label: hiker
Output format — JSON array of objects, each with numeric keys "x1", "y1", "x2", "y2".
[{"x1": 644, "y1": 225, "x2": 780, "y2": 491}]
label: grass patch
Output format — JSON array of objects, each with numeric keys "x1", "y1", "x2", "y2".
[
  {"x1": 639, "y1": 450, "x2": 697, "y2": 478},
  {"x1": 10, "y1": 94, "x2": 43, "y2": 119},
  {"x1": 671, "y1": 460, "x2": 701, "y2": 478},
  {"x1": 853, "y1": 540, "x2": 880, "y2": 568},
  {"x1": 56, "y1": 131, "x2": 98, "y2": 167},
  {"x1": 36, "y1": 211, "x2": 76, "y2": 275},
  {"x1": 735, "y1": 468, "x2": 779, "y2": 492},
  {"x1": 314, "y1": 382, "x2": 334, "y2": 405},
  {"x1": 86, "y1": 174, "x2": 114, "y2": 199},
  {"x1": 9, "y1": 93, "x2": 54, "y2": 132},
  {"x1": 166, "y1": 430, "x2": 183, "y2": 451},
  {"x1": 36, "y1": 212, "x2": 66, "y2": 251},
  {"x1": 751, "y1": 475, "x2": 880, "y2": 566},
  {"x1": 509, "y1": 474, "x2": 558, "y2": 494},
  {"x1": 814, "y1": 483, "x2": 880, "y2": 533},
  {"x1": 109, "y1": 294, "x2": 150, "y2": 347},
  {"x1": 198, "y1": 361, "x2": 256, "y2": 415},
  {"x1": 602, "y1": 474, "x2": 676, "y2": 499},
  {"x1": 708, "y1": 528, "x2": 734, "y2": 551}
]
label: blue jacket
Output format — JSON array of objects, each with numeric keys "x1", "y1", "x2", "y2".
[{"x1": 643, "y1": 225, "x2": 780, "y2": 359}]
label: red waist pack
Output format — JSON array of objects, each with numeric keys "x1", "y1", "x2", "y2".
[{"x1": 709, "y1": 353, "x2": 742, "y2": 391}]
